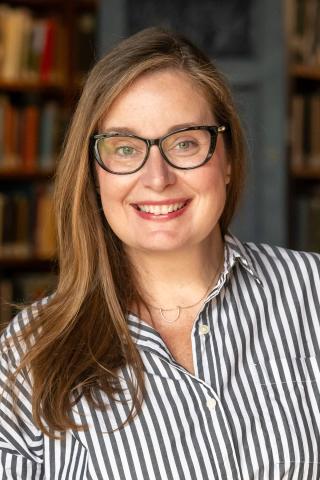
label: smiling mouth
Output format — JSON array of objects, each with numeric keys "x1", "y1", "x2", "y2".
[{"x1": 133, "y1": 200, "x2": 189, "y2": 215}]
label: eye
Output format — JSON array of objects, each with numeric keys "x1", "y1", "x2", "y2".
[
  {"x1": 116, "y1": 145, "x2": 136, "y2": 156},
  {"x1": 175, "y1": 140, "x2": 197, "y2": 150},
  {"x1": 167, "y1": 136, "x2": 200, "y2": 154}
]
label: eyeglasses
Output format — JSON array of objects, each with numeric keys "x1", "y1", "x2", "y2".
[{"x1": 92, "y1": 125, "x2": 227, "y2": 175}]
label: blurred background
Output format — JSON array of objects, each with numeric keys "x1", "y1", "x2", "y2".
[{"x1": 0, "y1": 0, "x2": 319, "y2": 321}]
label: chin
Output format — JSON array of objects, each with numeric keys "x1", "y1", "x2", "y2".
[{"x1": 132, "y1": 237, "x2": 196, "y2": 254}]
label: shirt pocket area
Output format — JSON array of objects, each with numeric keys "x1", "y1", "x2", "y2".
[{"x1": 253, "y1": 355, "x2": 320, "y2": 464}]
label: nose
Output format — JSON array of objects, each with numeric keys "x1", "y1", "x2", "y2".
[{"x1": 140, "y1": 145, "x2": 176, "y2": 191}]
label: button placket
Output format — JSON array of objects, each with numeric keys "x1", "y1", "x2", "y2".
[
  {"x1": 206, "y1": 397, "x2": 217, "y2": 411},
  {"x1": 199, "y1": 324, "x2": 210, "y2": 335}
]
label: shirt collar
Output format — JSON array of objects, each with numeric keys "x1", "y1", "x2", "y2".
[{"x1": 224, "y1": 232, "x2": 263, "y2": 286}]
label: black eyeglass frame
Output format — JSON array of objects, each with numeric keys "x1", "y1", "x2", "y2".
[{"x1": 92, "y1": 125, "x2": 227, "y2": 175}]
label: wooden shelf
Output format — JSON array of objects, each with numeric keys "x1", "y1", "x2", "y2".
[
  {"x1": 291, "y1": 165, "x2": 320, "y2": 180},
  {"x1": 0, "y1": 257, "x2": 57, "y2": 272},
  {"x1": 0, "y1": 79, "x2": 65, "y2": 93},
  {"x1": 76, "y1": 0, "x2": 98, "y2": 10},
  {"x1": 8, "y1": 0, "x2": 64, "y2": 7},
  {"x1": 0, "y1": 169, "x2": 55, "y2": 182},
  {"x1": 290, "y1": 64, "x2": 320, "y2": 80},
  {"x1": 8, "y1": 0, "x2": 97, "y2": 11}
]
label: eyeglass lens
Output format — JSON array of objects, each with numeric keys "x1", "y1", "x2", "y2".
[{"x1": 96, "y1": 128, "x2": 213, "y2": 174}]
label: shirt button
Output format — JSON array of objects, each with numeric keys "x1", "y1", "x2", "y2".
[
  {"x1": 206, "y1": 398, "x2": 217, "y2": 411},
  {"x1": 199, "y1": 324, "x2": 210, "y2": 335}
]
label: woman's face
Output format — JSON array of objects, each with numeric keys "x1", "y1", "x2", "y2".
[{"x1": 96, "y1": 69, "x2": 231, "y2": 255}]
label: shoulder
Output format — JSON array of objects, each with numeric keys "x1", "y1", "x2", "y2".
[
  {"x1": 245, "y1": 241, "x2": 320, "y2": 276},
  {"x1": 226, "y1": 232, "x2": 320, "y2": 278},
  {"x1": 243, "y1": 241, "x2": 320, "y2": 298},
  {"x1": 226, "y1": 232, "x2": 320, "y2": 296},
  {"x1": 1, "y1": 296, "x2": 52, "y2": 370},
  {"x1": 0, "y1": 299, "x2": 46, "y2": 469}
]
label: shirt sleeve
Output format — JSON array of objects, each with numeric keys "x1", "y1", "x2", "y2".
[{"x1": 0, "y1": 312, "x2": 45, "y2": 479}]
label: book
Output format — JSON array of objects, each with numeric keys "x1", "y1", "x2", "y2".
[
  {"x1": 40, "y1": 18, "x2": 56, "y2": 83},
  {"x1": 1, "y1": 194, "x2": 14, "y2": 257},
  {"x1": 0, "y1": 7, "x2": 30, "y2": 80},
  {"x1": 287, "y1": 0, "x2": 320, "y2": 65},
  {"x1": 290, "y1": 94, "x2": 304, "y2": 167},
  {"x1": 290, "y1": 93, "x2": 320, "y2": 168},
  {"x1": 308, "y1": 193, "x2": 320, "y2": 252},
  {"x1": 0, "y1": 6, "x2": 67, "y2": 83},
  {"x1": 14, "y1": 193, "x2": 31, "y2": 258},
  {"x1": 22, "y1": 104, "x2": 40, "y2": 171},
  {"x1": 0, "y1": 192, "x2": 4, "y2": 248},
  {"x1": 38, "y1": 101, "x2": 59, "y2": 170},
  {"x1": 294, "y1": 190, "x2": 320, "y2": 252},
  {"x1": 26, "y1": 18, "x2": 46, "y2": 81},
  {"x1": 0, "y1": 280, "x2": 13, "y2": 326},
  {"x1": 34, "y1": 185, "x2": 56, "y2": 259},
  {"x1": 309, "y1": 94, "x2": 320, "y2": 166},
  {"x1": 2, "y1": 100, "x2": 19, "y2": 169},
  {"x1": 0, "y1": 95, "x2": 6, "y2": 168},
  {"x1": 51, "y1": 20, "x2": 67, "y2": 84}
]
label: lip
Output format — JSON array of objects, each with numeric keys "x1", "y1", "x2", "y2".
[
  {"x1": 131, "y1": 197, "x2": 190, "y2": 206},
  {"x1": 131, "y1": 198, "x2": 192, "y2": 221}
]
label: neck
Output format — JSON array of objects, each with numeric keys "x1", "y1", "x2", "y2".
[{"x1": 126, "y1": 230, "x2": 225, "y2": 309}]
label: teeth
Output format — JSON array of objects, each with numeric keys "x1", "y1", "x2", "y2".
[{"x1": 137, "y1": 202, "x2": 186, "y2": 215}]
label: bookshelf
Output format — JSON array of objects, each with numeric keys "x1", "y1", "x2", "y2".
[
  {"x1": 287, "y1": 0, "x2": 320, "y2": 252},
  {"x1": 0, "y1": 0, "x2": 98, "y2": 322}
]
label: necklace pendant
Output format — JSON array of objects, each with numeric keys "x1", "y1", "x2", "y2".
[{"x1": 160, "y1": 307, "x2": 180, "y2": 323}]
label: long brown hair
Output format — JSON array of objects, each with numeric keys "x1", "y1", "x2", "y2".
[{"x1": 3, "y1": 27, "x2": 246, "y2": 435}]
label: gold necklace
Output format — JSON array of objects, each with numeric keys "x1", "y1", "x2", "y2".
[{"x1": 145, "y1": 261, "x2": 223, "y2": 324}]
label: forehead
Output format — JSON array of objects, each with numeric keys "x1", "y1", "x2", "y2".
[{"x1": 100, "y1": 68, "x2": 215, "y2": 132}]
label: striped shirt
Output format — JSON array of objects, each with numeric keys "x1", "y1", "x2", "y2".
[{"x1": 1, "y1": 233, "x2": 320, "y2": 479}]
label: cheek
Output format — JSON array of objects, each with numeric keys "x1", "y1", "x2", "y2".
[
  {"x1": 97, "y1": 175, "x2": 133, "y2": 229},
  {"x1": 198, "y1": 161, "x2": 229, "y2": 191},
  {"x1": 97, "y1": 176, "x2": 118, "y2": 220}
]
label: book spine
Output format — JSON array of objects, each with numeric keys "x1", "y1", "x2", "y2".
[
  {"x1": 0, "y1": 280, "x2": 13, "y2": 326},
  {"x1": 40, "y1": 19, "x2": 56, "y2": 83},
  {"x1": 1, "y1": 8, "x2": 26, "y2": 80},
  {"x1": 22, "y1": 104, "x2": 40, "y2": 171},
  {"x1": 309, "y1": 94, "x2": 320, "y2": 166},
  {"x1": 290, "y1": 94, "x2": 305, "y2": 167},
  {"x1": 34, "y1": 185, "x2": 56, "y2": 259},
  {"x1": 39, "y1": 102, "x2": 59, "y2": 170}
]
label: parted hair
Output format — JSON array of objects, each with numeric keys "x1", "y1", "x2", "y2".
[{"x1": 4, "y1": 27, "x2": 246, "y2": 434}]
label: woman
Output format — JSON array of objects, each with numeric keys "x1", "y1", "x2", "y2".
[{"x1": 1, "y1": 27, "x2": 320, "y2": 480}]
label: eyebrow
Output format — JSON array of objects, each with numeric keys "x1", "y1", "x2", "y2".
[{"x1": 101, "y1": 122, "x2": 212, "y2": 136}]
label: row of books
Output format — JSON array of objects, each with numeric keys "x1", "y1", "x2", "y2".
[
  {"x1": 0, "y1": 186, "x2": 56, "y2": 260},
  {"x1": 0, "y1": 5, "x2": 96, "y2": 84},
  {"x1": 0, "y1": 6, "x2": 67, "y2": 83},
  {"x1": 286, "y1": 0, "x2": 320, "y2": 64},
  {"x1": 0, "y1": 96, "x2": 64, "y2": 172},
  {"x1": 293, "y1": 191, "x2": 320, "y2": 253},
  {"x1": 290, "y1": 93, "x2": 320, "y2": 168},
  {"x1": 0, "y1": 273, "x2": 56, "y2": 325}
]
